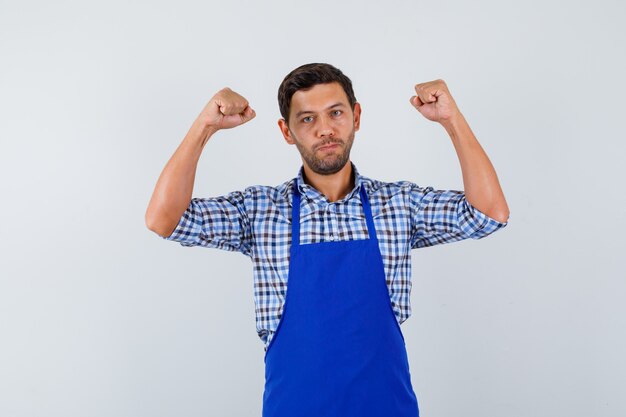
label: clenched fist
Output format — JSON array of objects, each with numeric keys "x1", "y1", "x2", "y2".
[
  {"x1": 409, "y1": 79, "x2": 461, "y2": 124},
  {"x1": 198, "y1": 87, "x2": 256, "y2": 131}
]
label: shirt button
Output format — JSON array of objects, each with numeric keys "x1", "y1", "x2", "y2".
[{"x1": 329, "y1": 234, "x2": 336, "y2": 241}]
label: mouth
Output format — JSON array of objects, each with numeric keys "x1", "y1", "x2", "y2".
[{"x1": 318, "y1": 143, "x2": 340, "y2": 151}]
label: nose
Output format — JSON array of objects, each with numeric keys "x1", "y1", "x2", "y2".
[{"x1": 317, "y1": 116, "x2": 334, "y2": 137}]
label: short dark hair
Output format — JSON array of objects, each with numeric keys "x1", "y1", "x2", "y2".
[{"x1": 277, "y1": 63, "x2": 357, "y2": 123}]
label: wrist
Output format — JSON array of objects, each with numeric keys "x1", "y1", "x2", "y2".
[
  {"x1": 195, "y1": 116, "x2": 219, "y2": 135},
  {"x1": 441, "y1": 111, "x2": 467, "y2": 137},
  {"x1": 189, "y1": 118, "x2": 219, "y2": 146}
]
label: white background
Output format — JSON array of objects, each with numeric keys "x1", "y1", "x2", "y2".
[{"x1": 1, "y1": 0, "x2": 624, "y2": 416}]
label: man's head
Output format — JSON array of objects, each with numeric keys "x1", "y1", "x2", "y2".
[
  {"x1": 278, "y1": 63, "x2": 357, "y2": 122},
  {"x1": 277, "y1": 63, "x2": 361, "y2": 175}
]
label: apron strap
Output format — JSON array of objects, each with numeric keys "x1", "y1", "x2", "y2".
[
  {"x1": 291, "y1": 181, "x2": 302, "y2": 247},
  {"x1": 359, "y1": 185, "x2": 377, "y2": 241}
]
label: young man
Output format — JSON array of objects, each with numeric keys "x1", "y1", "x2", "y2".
[{"x1": 145, "y1": 63, "x2": 509, "y2": 417}]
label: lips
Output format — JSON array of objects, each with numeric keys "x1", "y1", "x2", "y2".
[{"x1": 318, "y1": 143, "x2": 339, "y2": 151}]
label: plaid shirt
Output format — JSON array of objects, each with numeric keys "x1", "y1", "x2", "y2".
[{"x1": 163, "y1": 162, "x2": 508, "y2": 350}]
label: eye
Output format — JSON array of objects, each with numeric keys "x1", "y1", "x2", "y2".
[
  {"x1": 302, "y1": 116, "x2": 313, "y2": 123},
  {"x1": 331, "y1": 110, "x2": 343, "y2": 117}
]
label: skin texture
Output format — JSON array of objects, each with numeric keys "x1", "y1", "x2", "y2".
[{"x1": 145, "y1": 78, "x2": 509, "y2": 238}]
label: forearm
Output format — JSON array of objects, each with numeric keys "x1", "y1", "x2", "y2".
[
  {"x1": 442, "y1": 113, "x2": 510, "y2": 223},
  {"x1": 145, "y1": 119, "x2": 217, "y2": 237}
]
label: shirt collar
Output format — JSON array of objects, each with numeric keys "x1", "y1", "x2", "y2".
[{"x1": 294, "y1": 161, "x2": 363, "y2": 203}]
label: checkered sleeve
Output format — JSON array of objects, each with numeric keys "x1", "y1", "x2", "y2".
[
  {"x1": 162, "y1": 189, "x2": 253, "y2": 257},
  {"x1": 406, "y1": 183, "x2": 508, "y2": 249}
]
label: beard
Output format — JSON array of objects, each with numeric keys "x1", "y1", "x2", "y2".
[{"x1": 291, "y1": 127, "x2": 355, "y2": 176}]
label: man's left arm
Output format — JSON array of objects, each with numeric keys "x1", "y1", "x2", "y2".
[{"x1": 410, "y1": 80, "x2": 510, "y2": 223}]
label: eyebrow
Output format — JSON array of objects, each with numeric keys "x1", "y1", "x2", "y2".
[{"x1": 294, "y1": 102, "x2": 346, "y2": 118}]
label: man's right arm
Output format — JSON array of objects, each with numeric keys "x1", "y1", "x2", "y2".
[{"x1": 144, "y1": 87, "x2": 256, "y2": 238}]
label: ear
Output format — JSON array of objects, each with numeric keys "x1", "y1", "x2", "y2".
[
  {"x1": 278, "y1": 118, "x2": 295, "y2": 145},
  {"x1": 353, "y1": 102, "x2": 362, "y2": 132}
]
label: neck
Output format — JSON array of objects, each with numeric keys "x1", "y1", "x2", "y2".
[{"x1": 302, "y1": 161, "x2": 355, "y2": 202}]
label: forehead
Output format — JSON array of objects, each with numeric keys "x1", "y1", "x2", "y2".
[{"x1": 290, "y1": 82, "x2": 349, "y2": 113}]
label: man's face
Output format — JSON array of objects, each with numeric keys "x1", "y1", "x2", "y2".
[{"x1": 278, "y1": 82, "x2": 361, "y2": 175}]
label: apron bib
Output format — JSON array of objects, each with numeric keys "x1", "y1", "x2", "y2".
[{"x1": 262, "y1": 180, "x2": 420, "y2": 417}]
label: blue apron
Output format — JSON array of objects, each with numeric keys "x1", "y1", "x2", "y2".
[{"x1": 262, "y1": 180, "x2": 420, "y2": 417}]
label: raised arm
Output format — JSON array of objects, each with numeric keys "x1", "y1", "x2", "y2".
[
  {"x1": 410, "y1": 80, "x2": 510, "y2": 223},
  {"x1": 145, "y1": 87, "x2": 256, "y2": 237}
]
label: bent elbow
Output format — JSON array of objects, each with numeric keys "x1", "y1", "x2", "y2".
[
  {"x1": 145, "y1": 211, "x2": 176, "y2": 238},
  {"x1": 492, "y1": 210, "x2": 510, "y2": 224}
]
